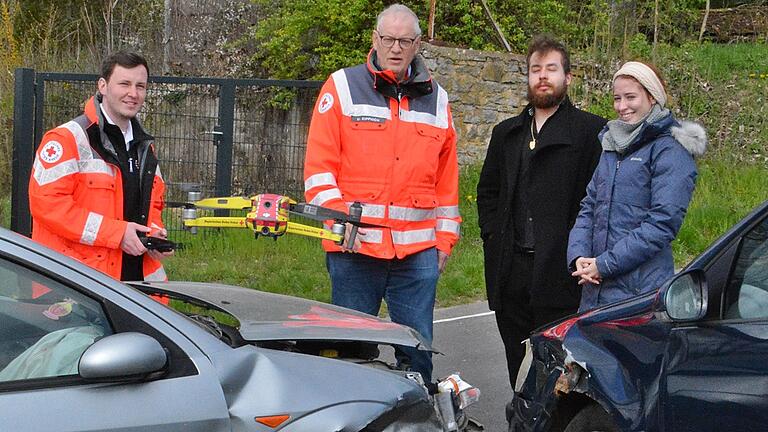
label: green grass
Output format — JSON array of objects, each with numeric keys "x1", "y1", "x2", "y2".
[
  {"x1": 165, "y1": 164, "x2": 487, "y2": 308},
  {"x1": 165, "y1": 160, "x2": 767, "y2": 309},
  {"x1": 687, "y1": 42, "x2": 768, "y2": 82},
  {"x1": 5, "y1": 42, "x2": 768, "y2": 309},
  {"x1": 673, "y1": 159, "x2": 768, "y2": 265}
]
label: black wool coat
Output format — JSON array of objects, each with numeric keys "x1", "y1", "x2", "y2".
[{"x1": 477, "y1": 98, "x2": 606, "y2": 310}]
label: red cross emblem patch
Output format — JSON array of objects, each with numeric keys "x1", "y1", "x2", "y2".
[
  {"x1": 40, "y1": 141, "x2": 64, "y2": 164},
  {"x1": 318, "y1": 93, "x2": 334, "y2": 114}
]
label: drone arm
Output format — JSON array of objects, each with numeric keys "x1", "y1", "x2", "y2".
[
  {"x1": 183, "y1": 217, "x2": 247, "y2": 229},
  {"x1": 286, "y1": 222, "x2": 343, "y2": 244}
]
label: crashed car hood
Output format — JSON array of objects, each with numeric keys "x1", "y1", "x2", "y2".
[{"x1": 131, "y1": 281, "x2": 433, "y2": 351}]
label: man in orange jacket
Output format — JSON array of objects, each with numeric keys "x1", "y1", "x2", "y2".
[
  {"x1": 29, "y1": 51, "x2": 172, "y2": 283},
  {"x1": 304, "y1": 4, "x2": 461, "y2": 382}
]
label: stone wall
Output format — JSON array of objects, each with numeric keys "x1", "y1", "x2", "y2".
[{"x1": 420, "y1": 44, "x2": 528, "y2": 164}]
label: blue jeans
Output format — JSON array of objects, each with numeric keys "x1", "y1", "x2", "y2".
[{"x1": 326, "y1": 248, "x2": 439, "y2": 381}]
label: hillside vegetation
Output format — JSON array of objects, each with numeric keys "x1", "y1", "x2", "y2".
[{"x1": 1, "y1": 0, "x2": 766, "y2": 305}]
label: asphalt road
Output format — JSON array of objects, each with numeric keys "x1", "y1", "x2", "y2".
[
  {"x1": 432, "y1": 301, "x2": 509, "y2": 432},
  {"x1": 380, "y1": 301, "x2": 510, "y2": 431}
]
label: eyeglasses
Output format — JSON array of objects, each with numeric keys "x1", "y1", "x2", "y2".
[{"x1": 375, "y1": 31, "x2": 419, "y2": 49}]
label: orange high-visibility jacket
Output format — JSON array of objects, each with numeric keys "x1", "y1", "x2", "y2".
[
  {"x1": 29, "y1": 95, "x2": 167, "y2": 281},
  {"x1": 304, "y1": 51, "x2": 461, "y2": 259}
]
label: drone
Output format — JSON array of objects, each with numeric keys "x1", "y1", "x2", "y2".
[{"x1": 170, "y1": 191, "x2": 381, "y2": 249}]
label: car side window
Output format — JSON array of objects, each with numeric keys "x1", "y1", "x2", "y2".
[
  {"x1": 0, "y1": 258, "x2": 112, "y2": 382},
  {"x1": 724, "y1": 217, "x2": 768, "y2": 319}
]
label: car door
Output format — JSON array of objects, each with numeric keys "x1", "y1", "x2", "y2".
[
  {"x1": 663, "y1": 214, "x2": 768, "y2": 432},
  {"x1": 0, "y1": 240, "x2": 232, "y2": 432}
]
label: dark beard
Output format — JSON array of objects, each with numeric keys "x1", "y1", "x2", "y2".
[{"x1": 527, "y1": 83, "x2": 568, "y2": 109}]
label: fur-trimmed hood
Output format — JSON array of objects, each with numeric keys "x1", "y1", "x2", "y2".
[{"x1": 671, "y1": 120, "x2": 707, "y2": 157}]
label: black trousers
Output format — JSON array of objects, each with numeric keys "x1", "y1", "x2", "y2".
[{"x1": 495, "y1": 250, "x2": 576, "y2": 393}]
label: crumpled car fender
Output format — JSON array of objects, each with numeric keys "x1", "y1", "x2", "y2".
[{"x1": 210, "y1": 345, "x2": 431, "y2": 431}]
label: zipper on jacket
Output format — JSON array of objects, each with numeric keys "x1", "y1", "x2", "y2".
[{"x1": 604, "y1": 155, "x2": 623, "y2": 258}]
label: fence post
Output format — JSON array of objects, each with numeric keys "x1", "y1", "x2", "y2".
[
  {"x1": 215, "y1": 81, "x2": 235, "y2": 201},
  {"x1": 11, "y1": 68, "x2": 36, "y2": 236}
]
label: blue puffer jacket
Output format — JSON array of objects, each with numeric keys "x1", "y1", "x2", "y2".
[{"x1": 568, "y1": 112, "x2": 707, "y2": 312}]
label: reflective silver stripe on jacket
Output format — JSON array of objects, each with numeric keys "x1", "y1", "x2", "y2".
[
  {"x1": 436, "y1": 219, "x2": 461, "y2": 236},
  {"x1": 144, "y1": 265, "x2": 168, "y2": 282},
  {"x1": 345, "y1": 202, "x2": 386, "y2": 219},
  {"x1": 392, "y1": 228, "x2": 436, "y2": 245},
  {"x1": 33, "y1": 155, "x2": 115, "y2": 186},
  {"x1": 62, "y1": 120, "x2": 92, "y2": 160},
  {"x1": 324, "y1": 224, "x2": 384, "y2": 244},
  {"x1": 305, "y1": 172, "x2": 338, "y2": 191},
  {"x1": 310, "y1": 188, "x2": 342, "y2": 206},
  {"x1": 362, "y1": 228, "x2": 384, "y2": 244},
  {"x1": 33, "y1": 159, "x2": 79, "y2": 186},
  {"x1": 399, "y1": 85, "x2": 450, "y2": 129},
  {"x1": 332, "y1": 70, "x2": 391, "y2": 119},
  {"x1": 81, "y1": 212, "x2": 103, "y2": 245},
  {"x1": 33, "y1": 121, "x2": 114, "y2": 186},
  {"x1": 436, "y1": 205, "x2": 460, "y2": 218},
  {"x1": 389, "y1": 205, "x2": 436, "y2": 222}
]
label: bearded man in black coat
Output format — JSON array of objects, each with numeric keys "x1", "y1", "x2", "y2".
[{"x1": 477, "y1": 35, "x2": 606, "y2": 392}]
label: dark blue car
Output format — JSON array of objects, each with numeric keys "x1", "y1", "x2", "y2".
[{"x1": 508, "y1": 199, "x2": 768, "y2": 432}]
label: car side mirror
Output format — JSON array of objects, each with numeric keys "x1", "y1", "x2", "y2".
[
  {"x1": 663, "y1": 270, "x2": 707, "y2": 321},
  {"x1": 79, "y1": 332, "x2": 168, "y2": 382}
]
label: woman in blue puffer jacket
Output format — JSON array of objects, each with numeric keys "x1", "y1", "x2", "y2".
[{"x1": 568, "y1": 61, "x2": 707, "y2": 312}]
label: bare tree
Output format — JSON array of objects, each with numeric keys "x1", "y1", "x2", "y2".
[
  {"x1": 653, "y1": 0, "x2": 659, "y2": 61},
  {"x1": 428, "y1": 0, "x2": 436, "y2": 41},
  {"x1": 163, "y1": 0, "x2": 172, "y2": 74},
  {"x1": 699, "y1": 0, "x2": 711, "y2": 42},
  {"x1": 479, "y1": 0, "x2": 511, "y2": 52},
  {"x1": 103, "y1": 0, "x2": 119, "y2": 53}
]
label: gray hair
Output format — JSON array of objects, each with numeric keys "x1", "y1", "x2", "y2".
[{"x1": 376, "y1": 4, "x2": 421, "y2": 36}]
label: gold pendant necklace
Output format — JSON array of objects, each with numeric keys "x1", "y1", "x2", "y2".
[{"x1": 529, "y1": 118, "x2": 536, "y2": 150}]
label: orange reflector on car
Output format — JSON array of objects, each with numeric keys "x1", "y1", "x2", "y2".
[{"x1": 255, "y1": 415, "x2": 290, "y2": 428}]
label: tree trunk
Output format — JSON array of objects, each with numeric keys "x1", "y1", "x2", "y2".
[
  {"x1": 653, "y1": 0, "x2": 659, "y2": 61},
  {"x1": 479, "y1": 0, "x2": 511, "y2": 52},
  {"x1": 102, "y1": 0, "x2": 116, "y2": 54},
  {"x1": 699, "y1": 0, "x2": 711, "y2": 42},
  {"x1": 163, "y1": 0, "x2": 172, "y2": 74},
  {"x1": 428, "y1": 0, "x2": 436, "y2": 42}
]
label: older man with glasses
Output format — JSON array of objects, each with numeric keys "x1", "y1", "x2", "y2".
[{"x1": 303, "y1": 4, "x2": 461, "y2": 383}]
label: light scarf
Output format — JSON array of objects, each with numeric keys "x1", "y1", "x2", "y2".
[{"x1": 602, "y1": 104, "x2": 669, "y2": 153}]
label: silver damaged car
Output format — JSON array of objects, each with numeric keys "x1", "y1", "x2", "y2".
[{"x1": 0, "y1": 228, "x2": 479, "y2": 431}]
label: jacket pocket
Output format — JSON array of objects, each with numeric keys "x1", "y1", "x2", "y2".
[
  {"x1": 410, "y1": 192, "x2": 438, "y2": 209},
  {"x1": 63, "y1": 242, "x2": 108, "y2": 270},
  {"x1": 339, "y1": 179, "x2": 386, "y2": 202},
  {"x1": 351, "y1": 121, "x2": 388, "y2": 155},
  {"x1": 416, "y1": 126, "x2": 445, "y2": 142},
  {"x1": 81, "y1": 175, "x2": 117, "y2": 216},
  {"x1": 85, "y1": 175, "x2": 116, "y2": 190}
]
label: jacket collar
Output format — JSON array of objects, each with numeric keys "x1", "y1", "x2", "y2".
[
  {"x1": 506, "y1": 96, "x2": 573, "y2": 130},
  {"x1": 500, "y1": 97, "x2": 578, "y2": 151},
  {"x1": 366, "y1": 49, "x2": 433, "y2": 100},
  {"x1": 84, "y1": 94, "x2": 154, "y2": 155}
]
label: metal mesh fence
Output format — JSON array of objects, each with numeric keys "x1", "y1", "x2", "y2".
[
  {"x1": 14, "y1": 71, "x2": 322, "y2": 239},
  {"x1": 231, "y1": 86, "x2": 317, "y2": 199}
]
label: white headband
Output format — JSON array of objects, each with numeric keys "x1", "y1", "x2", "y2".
[{"x1": 613, "y1": 61, "x2": 667, "y2": 107}]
